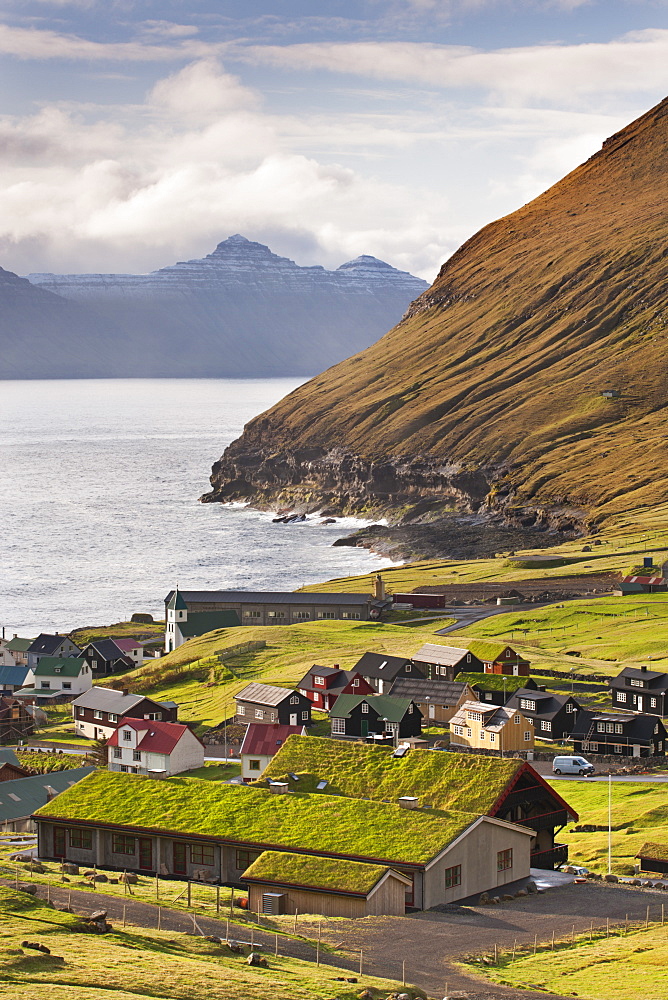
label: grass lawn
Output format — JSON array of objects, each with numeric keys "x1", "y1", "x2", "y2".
[
  {"x1": 0, "y1": 886, "x2": 418, "y2": 1000},
  {"x1": 68, "y1": 621, "x2": 165, "y2": 647},
  {"x1": 180, "y1": 762, "x2": 241, "y2": 781},
  {"x1": 465, "y1": 923, "x2": 668, "y2": 1000},
  {"x1": 548, "y1": 779, "x2": 668, "y2": 874}
]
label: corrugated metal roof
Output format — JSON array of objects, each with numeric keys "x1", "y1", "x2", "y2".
[
  {"x1": 0, "y1": 665, "x2": 30, "y2": 688},
  {"x1": 389, "y1": 677, "x2": 470, "y2": 704},
  {"x1": 72, "y1": 687, "x2": 145, "y2": 713},
  {"x1": 240, "y1": 723, "x2": 306, "y2": 757},
  {"x1": 165, "y1": 590, "x2": 371, "y2": 606},
  {"x1": 0, "y1": 766, "x2": 94, "y2": 823},
  {"x1": 108, "y1": 718, "x2": 193, "y2": 754},
  {"x1": 412, "y1": 643, "x2": 473, "y2": 666},
  {"x1": 353, "y1": 652, "x2": 412, "y2": 679},
  {"x1": 236, "y1": 682, "x2": 299, "y2": 707},
  {"x1": 0, "y1": 748, "x2": 21, "y2": 767}
]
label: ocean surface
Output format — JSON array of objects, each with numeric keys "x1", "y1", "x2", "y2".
[{"x1": 1, "y1": 379, "x2": 395, "y2": 636}]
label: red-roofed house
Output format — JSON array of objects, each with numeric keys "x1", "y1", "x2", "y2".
[
  {"x1": 297, "y1": 665, "x2": 375, "y2": 712},
  {"x1": 240, "y1": 723, "x2": 306, "y2": 782},
  {"x1": 107, "y1": 718, "x2": 204, "y2": 777},
  {"x1": 112, "y1": 638, "x2": 146, "y2": 664}
]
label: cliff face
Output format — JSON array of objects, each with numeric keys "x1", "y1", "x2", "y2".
[
  {"x1": 204, "y1": 99, "x2": 668, "y2": 546},
  {"x1": 19, "y1": 236, "x2": 427, "y2": 379}
]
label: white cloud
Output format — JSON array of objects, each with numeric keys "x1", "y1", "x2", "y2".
[
  {"x1": 149, "y1": 59, "x2": 259, "y2": 122},
  {"x1": 0, "y1": 23, "x2": 216, "y2": 61}
]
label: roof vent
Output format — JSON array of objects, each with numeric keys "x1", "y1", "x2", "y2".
[
  {"x1": 393, "y1": 743, "x2": 410, "y2": 758},
  {"x1": 316, "y1": 780, "x2": 328, "y2": 791},
  {"x1": 269, "y1": 781, "x2": 289, "y2": 795},
  {"x1": 398, "y1": 796, "x2": 419, "y2": 810}
]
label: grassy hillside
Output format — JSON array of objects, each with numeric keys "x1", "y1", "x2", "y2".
[
  {"x1": 0, "y1": 886, "x2": 413, "y2": 1000},
  {"x1": 207, "y1": 98, "x2": 668, "y2": 532}
]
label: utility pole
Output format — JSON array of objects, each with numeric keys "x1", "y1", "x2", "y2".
[{"x1": 608, "y1": 773, "x2": 612, "y2": 874}]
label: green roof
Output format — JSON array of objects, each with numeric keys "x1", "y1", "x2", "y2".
[
  {"x1": 5, "y1": 637, "x2": 32, "y2": 652},
  {"x1": 33, "y1": 657, "x2": 86, "y2": 677},
  {"x1": 0, "y1": 748, "x2": 20, "y2": 768},
  {"x1": 456, "y1": 672, "x2": 530, "y2": 692},
  {"x1": 34, "y1": 770, "x2": 476, "y2": 866},
  {"x1": 464, "y1": 641, "x2": 527, "y2": 663},
  {"x1": 0, "y1": 766, "x2": 94, "y2": 824},
  {"x1": 243, "y1": 850, "x2": 396, "y2": 895},
  {"x1": 330, "y1": 693, "x2": 412, "y2": 722},
  {"x1": 263, "y1": 735, "x2": 523, "y2": 812},
  {"x1": 179, "y1": 611, "x2": 240, "y2": 637},
  {"x1": 637, "y1": 842, "x2": 668, "y2": 862},
  {"x1": 168, "y1": 589, "x2": 188, "y2": 612}
]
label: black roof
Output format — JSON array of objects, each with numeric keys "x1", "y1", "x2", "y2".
[
  {"x1": 506, "y1": 688, "x2": 578, "y2": 718},
  {"x1": 297, "y1": 667, "x2": 357, "y2": 693},
  {"x1": 353, "y1": 651, "x2": 412, "y2": 680},
  {"x1": 83, "y1": 639, "x2": 131, "y2": 663},
  {"x1": 611, "y1": 667, "x2": 668, "y2": 691},
  {"x1": 165, "y1": 590, "x2": 371, "y2": 607},
  {"x1": 27, "y1": 634, "x2": 79, "y2": 655},
  {"x1": 571, "y1": 710, "x2": 667, "y2": 742},
  {"x1": 388, "y1": 677, "x2": 470, "y2": 704}
]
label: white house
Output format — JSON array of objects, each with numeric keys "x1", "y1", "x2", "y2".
[
  {"x1": 72, "y1": 687, "x2": 179, "y2": 740},
  {"x1": 107, "y1": 717, "x2": 204, "y2": 776},
  {"x1": 240, "y1": 723, "x2": 306, "y2": 782},
  {"x1": 20, "y1": 657, "x2": 92, "y2": 699}
]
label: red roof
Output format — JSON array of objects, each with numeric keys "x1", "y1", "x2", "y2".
[
  {"x1": 113, "y1": 638, "x2": 144, "y2": 652},
  {"x1": 240, "y1": 723, "x2": 306, "y2": 757},
  {"x1": 107, "y1": 717, "x2": 198, "y2": 754}
]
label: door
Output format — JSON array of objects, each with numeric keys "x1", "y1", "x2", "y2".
[
  {"x1": 173, "y1": 842, "x2": 187, "y2": 875},
  {"x1": 637, "y1": 696, "x2": 643, "y2": 712},
  {"x1": 428, "y1": 704, "x2": 435, "y2": 720},
  {"x1": 289, "y1": 713, "x2": 297, "y2": 725},
  {"x1": 360, "y1": 720, "x2": 368, "y2": 737},
  {"x1": 404, "y1": 874, "x2": 414, "y2": 908},
  {"x1": 54, "y1": 827, "x2": 67, "y2": 858},
  {"x1": 138, "y1": 837, "x2": 153, "y2": 871}
]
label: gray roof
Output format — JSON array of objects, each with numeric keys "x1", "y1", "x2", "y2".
[
  {"x1": 0, "y1": 748, "x2": 20, "y2": 767},
  {"x1": 450, "y1": 701, "x2": 521, "y2": 732},
  {"x1": 27, "y1": 634, "x2": 80, "y2": 655},
  {"x1": 0, "y1": 766, "x2": 94, "y2": 824},
  {"x1": 389, "y1": 677, "x2": 471, "y2": 705},
  {"x1": 412, "y1": 643, "x2": 474, "y2": 666},
  {"x1": 353, "y1": 651, "x2": 412, "y2": 680},
  {"x1": 236, "y1": 682, "x2": 301, "y2": 707},
  {"x1": 72, "y1": 687, "x2": 145, "y2": 713},
  {"x1": 165, "y1": 590, "x2": 371, "y2": 606}
]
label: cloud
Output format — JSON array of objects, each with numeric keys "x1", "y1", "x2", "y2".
[
  {"x1": 0, "y1": 22, "x2": 216, "y2": 61},
  {"x1": 149, "y1": 59, "x2": 260, "y2": 122}
]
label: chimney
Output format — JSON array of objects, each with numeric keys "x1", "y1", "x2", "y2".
[
  {"x1": 374, "y1": 573, "x2": 386, "y2": 601},
  {"x1": 121, "y1": 688, "x2": 130, "y2": 696},
  {"x1": 641, "y1": 665, "x2": 647, "y2": 672},
  {"x1": 332, "y1": 663, "x2": 340, "y2": 670},
  {"x1": 398, "y1": 796, "x2": 420, "y2": 810},
  {"x1": 269, "y1": 781, "x2": 289, "y2": 795}
]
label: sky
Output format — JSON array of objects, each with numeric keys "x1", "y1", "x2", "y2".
[{"x1": 0, "y1": 1, "x2": 666, "y2": 280}]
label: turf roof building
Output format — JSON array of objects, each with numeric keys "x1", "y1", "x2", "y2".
[
  {"x1": 636, "y1": 842, "x2": 668, "y2": 876},
  {"x1": 460, "y1": 642, "x2": 531, "y2": 677}
]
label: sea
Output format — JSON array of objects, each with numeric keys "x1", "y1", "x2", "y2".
[{"x1": 1, "y1": 379, "x2": 396, "y2": 636}]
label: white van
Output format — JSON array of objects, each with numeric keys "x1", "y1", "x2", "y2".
[{"x1": 552, "y1": 755, "x2": 595, "y2": 776}]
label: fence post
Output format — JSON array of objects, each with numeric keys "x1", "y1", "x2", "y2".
[
  {"x1": 494, "y1": 943, "x2": 497, "y2": 964},
  {"x1": 294, "y1": 908, "x2": 298, "y2": 934},
  {"x1": 158, "y1": 906, "x2": 161, "y2": 930},
  {"x1": 187, "y1": 881, "x2": 191, "y2": 908},
  {"x1": 551, "y1": 930, "x2": 554, "y2": 951},
  {"x1": 533, "y1": 934, "x2": 537, "y2": 955},
  {"x1": 216, "y1": 885, "x2": 220, "y2": 916},
  {"x1": 646, "y1": 905, "x2": 650, "y2": 928},
  {"x1": 402, "y1": 959, "x2": 406, "y2": 986},
  {"x1": 360, "y1": 949, "x2": 363, "y2": 976},
  {"x1": 122, "y1": 903, "x2": 126, "y2": 928},
  {"x1": 155, "y1": 874, "x2": 159, "y2": 900},
  {"x1": 275, "y1": 932, "x2": 279, "y2": 957}
]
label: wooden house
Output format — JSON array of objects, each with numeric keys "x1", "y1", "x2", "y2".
[
  {"x1": 388, "y1": 677, "x2": 474, "y2": 724},
  {"x1": 72, "y1": 687, "x2": 179, "y2": 741},
  {"x1": 240, "y1": 723, "x2": 306, "y2": 782},
  {"x1": 107, "y1": 718, "x2": 204, "y2": 776},
  {"x1": 571, "y1": 710, "x2": 666, "y2": 757},
  {"x1": 0, "y1": 665, "x2": 30, "y2": 695},
  {"x1": 0, "y1": 748, "x2": 31, "y2": 782},
  {"x1": 506, "y1": 689, "x2": 580, "y2": 741},
  {"x1": 457, "y1": 673, "x2": 538, "y2": 707},
  {"x1": 26, "y1": 634, "x2": 81, "y2": 671},
  {"x1": 80, "y1": 640, "x2": 135, "y2": 678},
  {"x1": 610, "y1": 666, "x2": 668, "y2": 717},
  {"x1": 329, "y1": 694, "x2": 422, "y2": 742},
  {"x1": 235, "y1": 683, "x2": 312, "y2": 727},
  {"x1": 449, "y1": 701, "x2": 534, "y2": 753},
  {"x1": 0, "y1": 696, "x2": 35, "y2": 744},
  {"x1": 243, "y1": 851, "x2": 412, "y2": 917},
  {"x1": 463, "y1": 642, "x2": 531, "y2": 676},
  {"x1": 411, "y1": 643, "x2": 484, "y2": 681},
  {"x1": 297, "y1": 665, "x2": 374, "y2": 711},
  {"x1": 352, "y1": 652, "x2": 424, "y2": 695},
  {"x1": 636, "y1": 842, "x2": 668, "y2": 876}
]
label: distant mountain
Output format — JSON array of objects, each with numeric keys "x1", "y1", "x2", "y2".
[
  {"x1": 204, "y1": 99, "x2": 668, "y2": 547},
  {"x1": 8, "y1": 236, "x2": 428, "y2": 379}
]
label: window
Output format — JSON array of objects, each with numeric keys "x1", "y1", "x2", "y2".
[
  {"x1": 444, "y1": 864, "x2": 461, "y2": 889},
  {"x1": 519, "y1": 699, "x2": 536, "y2": 712},
  {"x1": 267, "y1": 611, "x2": 285, "y2": 619},
  {"x1": 270, "y1": 712, "x2": 276, "y2": 722},
  {"x1": 255, "y1": 709, "x2": 264, "y2": 720},
  {"x1": 408, "y1": 704, "x2": 413, "y2": 714},
  {"x1": 614, "y1": 724, "x2": 623, "y2": 734},
  {"x1": 405, "y1": 664, "x2": 412, "y2": 672},
  {"x1": 236, "y1": 849, "x2": 260, "y2": 870},
  {"x1": 616, "y1": 691, "x2": 626, "y2": 703},
  {"x1": 524, "y1": 731, "x2": 532, "y2": 742},
  {"x1": 497, "y1": 848, "x2": 513, "y2": 871},
  {"x1": 317, "y1": 612, "x2": 336, "y2": 619},
  {"x1": 77, "y1": 708, "x2": 85, "y2": 717},
  {"x1": 606, "y1": 723, "x2": 614, "y2": 733},
  {"x1": 332, "y1": 718, "x2": 346, "y2": 734},
  {"x1": 597, "y1": 723, "x2": 606, "y2": 733},
  {"x1": 584, "y1": 741, "x2": 598, "y2": 752},
  {"x1": 94, "y1": 711, "x2": 103, "y2": 720},
  {"x1": 69, "y1": 828, "x2": 92, "y2": 850},
  {"x1": 484, "y1": 692, "x2": 493, "y2": 701},
  {"x1": 248, "y1": 759, "x2": 261, "y2": 771},
  {"x1": 301, "y1": 710, "x2": 309, "y2": 720},
  {"x1": 237, "y1": 705, "x2": 245, "y2": 716},
  {"x1": 362, "y1": 702, "x2": 369, "y2": 714},
  {"x1": 342, "y1": 612, "x2": 361, "y2": 620},
  {"x1": 466, "y1": 728, "x2": 472, "y2": 738},
  {"x1": 293, "y1": 612, "x2": 310, "y2": 620},
  {"x1": 513, "y1": 715, "x2": 520, "y2": 724},
  {"x1": 132, "y1": 750, "x2": 141, "y2": 762},
  {"x1": 244, "y1": 611, "x2": 262, "y2": 618},
  {"x1": 613, "y1": 744, "x2": 624, "y2": 754},
  {"x1": 63, "y1": 682, "x2": 72, "y2": 690},
  {"x1": 489, "y1": 733, "x2": 495, "y2": 743},
  {"x1": 467, "y1": 711, "x2": 482, "y2": 722},
  {"x1": 479, "y1": 730, "x2": 485, "y2": 740},
  {"x1": 145, "y1": 713, "x2": 162, "y2": 721},
  {"x1": 650, "y1": 698, "x2": 657, "y2": 708},
  {"x1": 566, "y1": 703, "x2": 575, "y2": 712},
  {"x1": 112, "y1": 834, "x2": 136, "y2": 855},
  {"x1": 120, "y1": 765, "x2": 129, "y2": 772},
  {"x1": 630, "y1": 678, "x2": 643, "y2": 687},
  {"x1": 314, "y1": 676, "x2": 325, "y2": 686},
  {"x1": 108, "y1": 713, "x2": 118, "y2": 723},
  {"x1": 40, "y1": 682, "x2": 50, "y2": 689},
  {"x1": 190, "y1": 844, "x2": 215, "y2": 866},
  {"x1": 352, "y1": 678, "x2": 359, "y2": 688},
  {"x1": 541, "y1": 721, "x2": 552, "y2": 732},
  {"x1": 122, "y1": 729, "x2": 132, "y2": 741},
  {"x1": 113, "y1": 748, "x2": 122, "y2": 759},
  {"x1": 54, "y1": 666, "x2": 61, "y2": 674},
  {"x1": 466, "y1": 653, "x2": 471, "y2": 662},
  {"x1": 290, "y1": 696, "x2": 299, "y2": 705},
  {"x1": 453, "y1": 725, "x2": 463, "y2": 736}
]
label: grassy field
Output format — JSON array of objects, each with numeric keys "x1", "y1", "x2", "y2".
[
  {"x1": 466, "y1": 922, "x2": 668, "y2": 1000},
  {"x1": 548, "y1": 779, "x2": 668, "y2": 874},
  {"x1": 0, "y1": 886, "x2": 417, "y2": 1000},
  {"x1": 68, "y1": 621, "x2": 165, "y2": 647}
]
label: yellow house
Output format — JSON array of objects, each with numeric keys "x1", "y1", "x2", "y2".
[{"x1": 450, "y1": 701, "x2": 534, "y2": 752}]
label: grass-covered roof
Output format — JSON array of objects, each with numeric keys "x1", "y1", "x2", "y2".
[
  {"x1": 34, "y1": 770, "x2": 475, "y2": 865},
  {"x1": 261, "y1": 735, "x2": 523, "y2": 812},
  {"x1": 243, "y1": 850, "x2": 398, "y2": 895},
  {"x1": 464, "y1": 641, "x2": 527, "y2": 662},
  {"x1": 456, "y1": 672, "x2": 531, "y2": 692},
  {"x1": 637, "y1": 841, "x2": 668, "y2": 862}
]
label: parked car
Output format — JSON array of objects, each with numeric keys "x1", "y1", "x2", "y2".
[{"x1": 552, "y1": 755, "x2": 595, "y2": 776}]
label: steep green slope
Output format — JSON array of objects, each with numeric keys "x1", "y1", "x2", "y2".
[{"x1": 204, "y1": 98, "x2": 668, "y2": 536}]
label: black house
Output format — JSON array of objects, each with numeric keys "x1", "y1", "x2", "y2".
[
  {"x1": 506, "y1": 689, "x2": 581, "y2": 742},
  {"x1": 460, "y1": 675, "x2": 538, "y2": 707},
  {"x1": 80, "y1": 640, "x2": 134, "y2": 678},
  {"x1": 234, "y1": 682, "x2": 312, "y2": 727},
  {"x1": 411, "y1": 643, "x2": 484, "y2": 681},
  {"x1": 571, "y1": 710, "x2": 667, "y2": 757},
  {"x1": 353, "y1": 652, "x2": 425, "y2": 695},
  {"x1": 610, "y1": 666, "x2": 668, "y2": 717},
  {"x1": 329, "y1": 694, "x2": 422, "y2": 742}
]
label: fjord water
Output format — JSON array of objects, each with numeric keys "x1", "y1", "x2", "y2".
[{"x1": 1, "y1": 379, "x2": 394, "y2": 635}]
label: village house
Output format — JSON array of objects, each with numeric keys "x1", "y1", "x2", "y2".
[
  {"x1": 458, "y1": 674, "x2": 539, "y2": 707},
  {"x1": 234, "y1": 683, "x2": 312, "y2": 727},
  {"x1": 461, "y1": 642, "x2": 531, "y2": 676},
  {"x1": 165, "y1": 589, "x2": 241, "y2": 652},
  {"x1": 506, "y1": 689, "x2": 581, "y2": 742},
  {"x1": 610, "y1": 666, "x2": 668, "y2": 717},
  {"x1": 0, "y1": 696, "x2": 36, "y2": 744},
  {"x1": 450, "y1": 701, "x2": 534, "y2": 753},
  {"x1": 0, "y1": 664, "x2": 30, "y2": 696},
  {"x1": 571, "y1": 710, "x2": 666, "y2": 757},
  {"x1": 0, "y1": 641, "x2": 16, "y2": 668},
  {"x1": 239, "y1": 723, "x2": 306, "y2": 782},
  {"x1": 113, "y1": 638, "x2": 148, "y2": 664},
  {"x1": 26, "y1": 634, "x2": 81, "y2": 671},
  {"x1": 352, "y1": 651, "x2": 425, "y2": 695},
  {"x1": 72, "y1": 687, "x2": 179, "y2": 741},
  {"x1": 3, "y1": 765, "x2": 94, "y2": 833},
  {"x1": 0, "y1": 748, "x2": 31, "y2": 782},
  {"x1": 411, "y1": 643, "x2": 485, "y2": 680},
  {"x1": 388, "y1": 677, "x2": 475, "y2": 724},
  {"x1": 79, "y1": 640, "x2": 136, "y2": 678},
  {"x1": 296, "y1": 664, "x2": 374, "y2": 711},
  {"x1": 5, "y1": 636, "x2": 31, "y2": 666},
  {"x1": 107, "y1": 718, "x2": 204, "y2": 777},
  {"x1": 20, "y1": 657, "x2": 92, "y2": 703},
  {"x1": 329, "y1": 694, "x2": 422, "y2": 743},
  {"x1": 636, "y1": 842, "x2": 668, "y2": 876}
]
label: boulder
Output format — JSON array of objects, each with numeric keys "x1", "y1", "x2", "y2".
[
  {"x1": 515, "y1": 888, "x2": 528, "y2": 897},
  {"x1": 502, "y1": 894, "x2": 514, "y2": 901},
  {"x1": 83, "y1": 870, "x2": 96, "y2": 877},
  {"x1": 62, "y1": 863, "x2": 79, "y2": 876},
  {"x1": 478, "y1": 892, "x2": 489, "y2": 904},
  {"x1": 525, "y1": 881, "x2": 537, "y2": 893},
  {"x1": 491, "y1": 896, "x2": 501, "y2": 905},
  {"x1": 87, "y1": 910, "x2": 108, "y2": 922},
  {"x1": 119, "y1": 873, "x2": 138, "y2": 884},
  {"x1": 18, "y1": 884, "x2": 37, "y2": 896},
  {"x1": 642, "y1": 880, "x2": 654, "y2": 888},
  {"x1": 93, "y1": 873, "x2": 108, "y2": 883},
  {"x1": 24, "y1": 862, "x2": 45, "y2": 874},
  {"x1": 247, "y1": 952, "x2": 267, "y2": 967},
  {"x1": 604, "y1": 874, "x2": 618, "y2": 883}
]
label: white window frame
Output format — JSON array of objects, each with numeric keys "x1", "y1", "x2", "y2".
[{"x1": 331, "y1": 717, "x2": 345, "y2": 735}]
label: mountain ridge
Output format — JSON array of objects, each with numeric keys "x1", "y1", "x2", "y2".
[{"x1": 203, "y1": 98, "x2": 668, "y2": 554}]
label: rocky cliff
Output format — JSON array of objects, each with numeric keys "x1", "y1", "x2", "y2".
[
  {"x1": 203, "y1": 99, "x2": 668, "y2": 555},
  {"x1": 18, "y1": 236, "x2": 427, "y2": 379}
]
